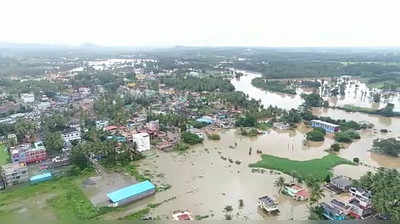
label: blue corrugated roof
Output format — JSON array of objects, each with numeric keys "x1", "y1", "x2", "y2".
[
  {"x1": 30, "y1": 172, "x2": 52, "y2": 182},
  {"x1": 107, "y1": 180, "x2": 155, "y2": 203}
]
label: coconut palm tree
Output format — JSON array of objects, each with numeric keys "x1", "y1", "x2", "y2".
[
  {"x1": 274, "y1": 176, "x2": 286, "y2": 194},
  {"x1": 309, "y1": 183, "x2": 325, "y2": 206}
]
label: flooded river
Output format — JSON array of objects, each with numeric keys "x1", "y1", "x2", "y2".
[
  {"x1": 113, "y1": 71, "x2": 400, "y2": 221},
  {"x1": 232, "y1": 71, "x2": 400, "y2": 170}
]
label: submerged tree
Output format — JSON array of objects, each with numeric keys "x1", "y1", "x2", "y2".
[{"x1": 274, "y1": 176, "x2": 286, "y2": 194}]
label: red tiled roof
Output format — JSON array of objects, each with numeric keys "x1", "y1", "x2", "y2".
[
  {"x1": 296, "y1": 189, "x2": 310, "y2": 199},
  {"x1": 105, "y1": 125, "x2": 118, "y2": 131},
  {"x1": 178, "y1": 214, "x2": 191, "y2": 220}
]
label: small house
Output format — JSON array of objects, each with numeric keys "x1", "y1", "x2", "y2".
[
  {"x1": 283, "y1": 184, "x2": 309, "y2": 201},
  {"x1": 320, "y1": 202, "x2": 346, "y2": 221},
  {"x1": 257, "y1": 195, "x2": 279, "y2": 213},
  {"x1": 330, "y1": 176, "x2": 352, "y2": 192},
  {"x1": 311, "y1": 120, "x2": 340, "y2": 133}
]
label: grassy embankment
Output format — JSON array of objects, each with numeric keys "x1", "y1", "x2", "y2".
[
  {"x1": 252, "y1": 77, "x2": 296, "y2": 95},
  {"x1": 249, "y1": 154, "x2": 353, "y2": 181},
  {"x1": 336, "y1": 104, "x2": 400, "y2": 117}
]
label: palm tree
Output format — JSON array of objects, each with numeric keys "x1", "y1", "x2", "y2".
[
  {"x1": 309, "y1": 183, "x2": 325, "y2": 207},
  {"x1": 274, "y1": 176, "x2": 286, "y2": 194}
]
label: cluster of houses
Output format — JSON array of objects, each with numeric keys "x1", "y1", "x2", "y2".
[
  {"x1": 322, "y1": 175, "x2": 374, "y2": 220},
  {"x1": 256, "y1": 175, "x2": 374, "y2": 221},
  {"x1": 0, "y1": 119, "x2": 84, "y2": 190}
]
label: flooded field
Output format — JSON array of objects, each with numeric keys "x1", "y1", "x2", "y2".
[
  {"x1": 110, "y1": 72, "x2": 400, "y2": 221},
  {"x1": 133, "y1": 129, "x2": 319, "y2": 221},
  {"x1": 232, "y1": 71, "x2": 400, "y2": 170},
  {"x1": 232, "y1": 71, "x2": 400, "y2": 112},
  {"x1": 128, "y1": 122, "x2": 398, "y2": 221}
]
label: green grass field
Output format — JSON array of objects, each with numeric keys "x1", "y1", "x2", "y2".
[
  {"x1": 0, "y1": 144, "x2": 9, "y2": 166},
  {"x1": 0, "y1": 174, "x2": 100, "y2": 224},
  {"x1": 249, "y1": 154, "x2": 353, "y2": 181}
]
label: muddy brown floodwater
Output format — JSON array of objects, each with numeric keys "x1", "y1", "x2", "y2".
[
  {"x1": 109, "y1": 71, "x2": 399, "y2": 221},
  {"x1": 232, "y1": 71, "x2": 400, "y2": 170},
  {"x1": 134, "y1": 129, "x2": 320, "y2": 221}
]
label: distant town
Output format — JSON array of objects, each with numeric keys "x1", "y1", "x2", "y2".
[{"x1": 0, "y1": 46, "x2": 399, "y2": 222}]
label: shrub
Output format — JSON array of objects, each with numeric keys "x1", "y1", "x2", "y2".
[
  {"x1": 174, "y1": 143, "x2": 189, "y2": 152},
  {"x1": 240, "y1": 128, "x2": 258, "y2": 137},
  {"x1": 330, "y1": 143, "x2": 341, "y2": 152},
  {"x1": 182, "y1": 132, "x2": 203, "y2": 145},
  {"x1": 207, "y1": 133, "x2": 221, "y2": 140},
  {"x1": 306, "y1": 129, "x2": 325, "y2": 141},
  {"x1": 353, "y1": 157, "x2": 360, "y2": 163},
  {"x1": 335, "y1": 130, "x2": 360, "y2": 143}
]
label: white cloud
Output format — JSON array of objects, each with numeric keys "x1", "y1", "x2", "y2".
[{"x1": 0, "y1": 0, "x2": 399, "y2": 47}]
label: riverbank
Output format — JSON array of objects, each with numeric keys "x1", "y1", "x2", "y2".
[
  {"x1": 334, "y1": 105, "x2": 400, "y2": 117},
  {"x1": 251, "y1": 77, "x2": 296, "y2": 95}
]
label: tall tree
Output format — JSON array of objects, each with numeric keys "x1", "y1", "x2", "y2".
[
  {"x1": 274, "y1": 176, "x2": 286, "y2": 194},
  {"x1": 309, "y1": 183, "x2": 325, "y2": 206},
  {"x1": 44, "y1": 131, "x2": 64, "y2": 155}
]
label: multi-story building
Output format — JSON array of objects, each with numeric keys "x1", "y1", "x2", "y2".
[
  {"x1": 62, "y1": 127, "x2": 81, "y2": 142},
  {"x1": 1, "y1": 163, "x2": 29, "y2": 186},
  {"x1": 132, "y1": 132, "x2": 150, "y2": 152},
  {"x1": 11, "y1": 142, "x2": 47, "y2": 164},
  {"x1": 311, "y1": 120, "x2": 340, "y2": 133}
]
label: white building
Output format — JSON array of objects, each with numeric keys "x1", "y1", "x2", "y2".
[
  {"x1": 37, "y1": 102, "x2": 51, "y2": 110},
  {"x1": 96, "y1": 120, "x2": 109, "y2": 130},
  {"x1": 62, "y1": 128, "x2": 81, "y2": 142},
  {"x1": 21, "y1": 93, "x2": 35, "y2": 103},
  {"x1": 132, "y1": 133, "x2": 150, "y2": 152}
]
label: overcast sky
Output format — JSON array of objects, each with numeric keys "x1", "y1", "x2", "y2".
[{"x1": 1, "y1": 0, "x2": 399, "y2": 47}]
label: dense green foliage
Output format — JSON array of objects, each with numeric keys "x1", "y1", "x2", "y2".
[
  {"x1": 354, "y1": 169, "x2": 400, "y2": 221},
  {"x1": 14, "y1": 118, "x2": 38, "y2": 143},
  {"x1": 252, "y1": 78, "x2": 296, "y2": 94},
  {"x1": 161, "y1": 75, "x2": 234, "y2": 92},
  {"x1": 334, "y1": 130, "x2": 360, "y2": 143},
  {"x1": 182, "y1": 131, "x2": 203, "y2": 145},
  {"x1": 301, "y1": 93, "x2": 324, "y2": 107},
  {"x1": 235, "y1": 114, "x2": 257, "y2": 127},
  {"x1": 250, "y1": 154, "x2": 353, "y2": 182},
  {"x1": 41, "y1": 114, "x2": 68, "y2": 132},
  {"x1": 306, "y1": 128, "x2": 325, "y2": 141},
  {"x1": 44, "y1": 131, "x2": 64, "y2": 154},
  {"x1": 280, "y1": 109, "x2": 302, "y2": 124},
  {"x1": 239, "y1": 128, "x2": 259, "y2": 136},
  {"x1": 372, "y1": 138, "x2": 400, "y2": 157}
]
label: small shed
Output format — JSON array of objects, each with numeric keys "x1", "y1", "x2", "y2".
[
  {"x1": 30, "y1": 172, "x2": 52, "y2": 184},
  {"x1": 107, "y1": 180, "x2": 155, "y2": 207}
]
